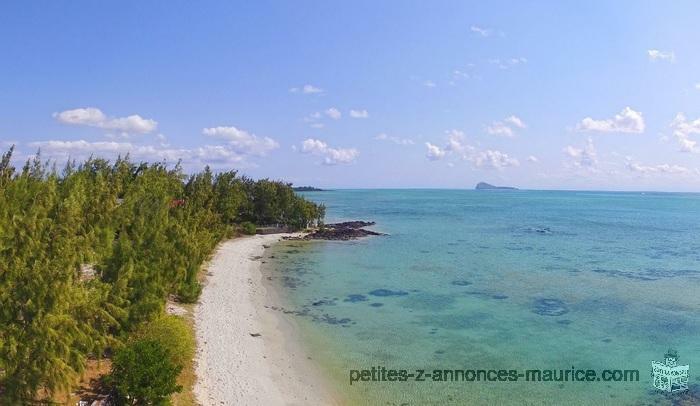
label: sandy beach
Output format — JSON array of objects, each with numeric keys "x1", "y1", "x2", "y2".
[{"x1": 194, "y1": 234, "x2": 338, "y2": 406}]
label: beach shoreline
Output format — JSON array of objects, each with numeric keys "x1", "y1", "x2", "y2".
[{"x1": 193, "y1": 234, "x2": 339, "y2": 406}]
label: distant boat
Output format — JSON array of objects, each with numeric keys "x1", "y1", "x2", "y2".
[{"x1": 475, "y1": 182, "x2": 518, "y2": 190}]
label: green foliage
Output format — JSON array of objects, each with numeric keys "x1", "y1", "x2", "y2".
[
  {"x1": 110, "y1": 339, "x2": 182, "y2": 405},
  {"x1": 240, "y1": 221, "x2": 257, "y2": 235},
  {"x1": 0, "y1": 148, "x2": 324, "y2": 402},
  {"x1": 132, "y1": 316, "x2": 195, "y2": 368}
]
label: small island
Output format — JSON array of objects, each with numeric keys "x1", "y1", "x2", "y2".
[
  {"x1": 292, "y1": 186, "x2": 325, "y2": 192},
  {"x1": 475, "y1": 182, "x2": 518, "y2": 190}
]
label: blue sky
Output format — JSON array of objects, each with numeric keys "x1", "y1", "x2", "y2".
[{"x1": 2, "y1": 1, "x2": 700, "y2": 191}]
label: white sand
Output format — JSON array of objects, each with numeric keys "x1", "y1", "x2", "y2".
[{"x1": 194, "y1": 234, "x2": 339, "y2": 406}]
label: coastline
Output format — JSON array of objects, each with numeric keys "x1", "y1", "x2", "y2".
[{"x1": 193, "y1": 234, "x2": 339, "y2": 406}]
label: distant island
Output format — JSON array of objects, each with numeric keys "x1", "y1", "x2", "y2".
[
  {"x1": 475, "y1": 182, "x2": 518, "y2": 190},
  {"x1": 292, "y1": 186, "x2": 325, "y2": 192}
]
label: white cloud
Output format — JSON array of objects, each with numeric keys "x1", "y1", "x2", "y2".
[
  {"x1": 324, "y1": 107, "x2": 342, "y2": 120},
  {"x1": 28, "y1": 140, "x2": 248, "y2": 167},
  {"x1": 627, "y1": 161, "x2": 688, "y2": 174},
  {"x1": 426, "y1": 129, "x2": 517, "y2": 170},
  {"x1": 564, "y1": 137, "x2": 597, "y2": 168},
  {"x1": 375, "y1": 133, "x2": 414, "y2": 145},
  {"x1": 669, "y1": 113, "x2": 700, "y2": 153},
  {"x1": 425, "y1": 142, "x2": 446, "y2": 160},
  {"x1": 300, "y1": 138, "x2": 358, "y2": 165},
  {"x1": 695, "y1": 83, "x2": 700, "y2": 91},
  {"x1": 489, "y1": 57, "x2": 527, "y2": 69},
  {"x1": 202, "y1": 126, "x2": 279, "y2": 156},
  {"x1": 423, "y1": 80, "x2": 436, "y2": 88},
  {"x1": 576, "y1": 107, "x2": 645, "y2": 134},
  {"x1": 504, "y1": 115, "x2": 526, "y2": 129},
  {"x1": 470, "y1": 25, "x2": 492, "y2": 37},
  {"x1": 485, "y1": 115, "x2": 526, "y2": 137},
  {"x1": 53, "y1": 107, "x2": 157, "y2": 134},
  {"x1": 290, "y1": 84, "x2": 324, "y2": 94},
  {"x1": 473, "y1": 150, "x2": 519, "y2": 169},
  {"x1": 527, "y1": 155, "x2": 539, "y2": 163},
  {"x1": 647, "y1": 49, "x2": 675, "y2": 62},
  {"x1": 349, "y1": 109, "x2": 369, "y2": 119},
  {"x1": 443, "y1": 130, "x2": 474, "y2": 158}
]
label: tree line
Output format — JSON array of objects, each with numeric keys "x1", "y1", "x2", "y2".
[{"x1": 0, "y1": 147, "x2": 325, "y2": 402}]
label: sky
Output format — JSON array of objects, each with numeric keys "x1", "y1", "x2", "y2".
[{"x1": 2, "y1": 1, "x2": 700, "y2": 191}]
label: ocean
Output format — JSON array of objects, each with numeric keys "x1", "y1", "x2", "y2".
[{"x1": 262, "y1": 189, "x2": 700, "y2": 405}]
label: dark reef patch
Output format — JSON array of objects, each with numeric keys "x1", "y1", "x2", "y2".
[
  {"x1": 370, "y1": 303, "x2": 384, "y2": 307},
  {"x1": 451, "y1": 280, "x2": 472, "y2": 286},
  {"x1": 311, "y1": 298, "x2": 336, "y2": 306},
  {"x1": 344, "y1": 294, "x2": 368, "y2": 303},
  {"x1": 532, "y1": 298, "x2": 569, "y2": 316},
  {"x1": 369, "y1": 288, "x2": 409, "y2": 297},
  {"x1": 312, "y1": 313, "x2": 354, "y2": 326},
  {"x1": 591, "y1": 267, "x2": 699, "y2": 281}
]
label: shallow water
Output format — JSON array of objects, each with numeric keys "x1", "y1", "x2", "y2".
[{"x1": 263, "y1": 190, "x2": 700, "y2": 405}]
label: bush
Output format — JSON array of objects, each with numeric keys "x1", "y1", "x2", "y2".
[
  {"x1": 133, "y1": 315, "x2": 195, "y2": 368},
  {"x1": 110, "y1": 339, "x2": 182, "y2": 405},
  {"x1": 240, "y1": 221, "x2": 256, "y2": 235}
]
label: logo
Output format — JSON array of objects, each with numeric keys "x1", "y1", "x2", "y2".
[{"x1": 651, "y1": 349, "x2": 689, "y2": 393}]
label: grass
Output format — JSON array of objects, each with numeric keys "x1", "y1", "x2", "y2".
[{"x1": 171, "y1": 302, "x2": 198, "y2": 406}]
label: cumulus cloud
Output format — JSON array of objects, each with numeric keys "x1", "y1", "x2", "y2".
[
  {"x1": 28, "y1": 140, "x2": 247, "y2": 166},
  {"x1": 375, "y1": 133, "x2": 414, "y2": 145},
  {"x1": 349, "y1": 109, "x2": 369, "y2": 119},
  {"x1": 425, "y1": 129, "x2": 518, "y2": 169},
  {"x1": 527, "y1": 155, "x2": 539, "y2": 163},
  {"x1": 300, "y1": 138, "x2": 358, "y2": 165},
  {"x1": 485, "y1": 115, "x2": 526, "y2": 137},
  {"x1": 647, "y1": 49, "x2": 675, "y2": 62},
  {"x1": 473, "y1": 150, "x2": 519, "y2": 169},
  {"x1": 576, "y1": 107, "x2": 645, "y2": 134},
  {"x1": 202, "y1": 126, "x2": 279, "y2": 156},
  {"x1": 564, "y1": 137, "x2": 597, "y2": 168},
  {"x1": 53, "y1": 107, "x2": 157, "y2": 134},
  {"x1": 425, "y1": 142, "x2": 446, "y2": 160},
  {"x1": 324, "y1": 107, "x2": 342, "y2": 120},
  {"x1": 423, "y1": 80, "x2": 436, "y2": 88},
  {"x1": 289, "y1": 84, "x2": 324, "y2": 94},
  {"x1": 669, "y1": 113, "x2": 700, "y2": 153}
]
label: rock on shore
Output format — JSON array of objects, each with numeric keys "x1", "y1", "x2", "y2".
[{"x1": 298, "y1": 221, "x2": 384, "y2": 240}]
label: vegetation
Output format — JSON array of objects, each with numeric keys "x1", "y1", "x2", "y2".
[
  {"x1": 0, "y1": 147, "x2": 325, "y2": 402},
  {"x1": 110, "y1": 339, "x2": 182, "y2": 405},
  {"x1": 240, "y1": 221, "x2": 257, "y2": 235},
  {"x1": 132, "y1": 316, "x2": 195, "y2": 369}
]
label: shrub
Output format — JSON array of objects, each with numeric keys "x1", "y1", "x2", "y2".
[
  {"x1": 240, "y1": 221, "x2": 257, "y2": 235},
  {"x1": 110, "y1": 339, "x2": 182, "y2": 405},
  {"x1": 133, "y1": 315, "x2": 195, "y2": 368}
]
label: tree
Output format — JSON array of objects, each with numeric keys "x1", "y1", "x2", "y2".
[
  {"x1": 0, "y1": 148, "x2": 325, "y2": 401},
  {"x1": 110, "y1": 339, "x2": 182, "y2": 405}
]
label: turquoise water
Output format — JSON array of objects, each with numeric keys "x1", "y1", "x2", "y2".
[{"x1": 263, "y1": 190, "x2": 700, "y2": 405}]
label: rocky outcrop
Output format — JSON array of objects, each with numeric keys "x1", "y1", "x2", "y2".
[{"x1": 293, "y1": 221, "x2": 385, "y2": 240}]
